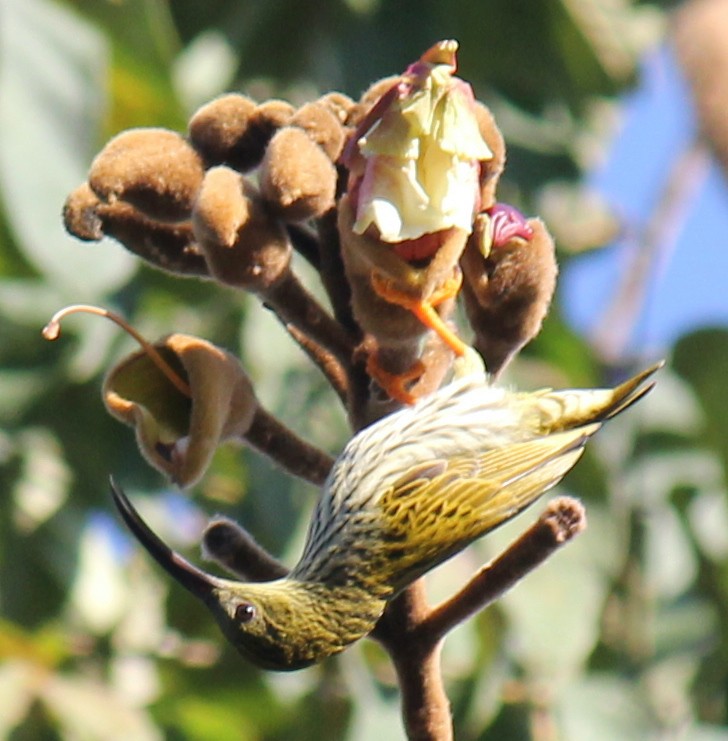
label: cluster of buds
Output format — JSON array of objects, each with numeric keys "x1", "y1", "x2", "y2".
[{"x1": 60, "y1": 40, "x2": 558, "y2": 488}]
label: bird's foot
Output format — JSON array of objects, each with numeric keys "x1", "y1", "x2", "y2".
[
  {"x1": 366, "y1": 353, "x2": 426, "y2": 405},
  {"x1": 370, "y1": 271, "x2": 467, "y2": 356}
]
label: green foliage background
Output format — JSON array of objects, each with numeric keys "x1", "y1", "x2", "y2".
[{"x1": 2, "y1": 0, "x2": 728, "y2": 739}]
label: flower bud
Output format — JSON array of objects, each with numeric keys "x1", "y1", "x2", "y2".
[
  {"x1": 188, "y1": 96, "x2": 294, "y2": 173},
  {"x1": 88, "y1": 128, "x2": 204, "y2": 222},
  {"x1": 64, "y1": 183, "x2": 208, "y2": 277},
  {"x1": 317, "y1": 92, "x2": 355, "y2": 125},
  {"x1": 259, "y1": 127, "x2": 337, "y2": 221},
  {"x1": 188, "y1": 93, "x2": 257, "y2": 168},
  {"x1": 193, "y1": 166, "x2": 291, "y2": 291},
  {"x1": 290, "y1": 102, "x2": 347, "y2": 161},
  {"x1": 461, "y1": 216, "x2": 557, "y2": 376}
]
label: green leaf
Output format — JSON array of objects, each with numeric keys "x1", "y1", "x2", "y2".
[
  {"x1": 558, "y1": 675, "x2": 655, "y2": 740},
  {"x1": 0, "y1": 661, "x2": 34, "y2": 737},
  {"x1": 483, "y1": 502, "x2": 612, "y2": 679},
  {"x1": 0, "y1": 0, "x2": 135, "y2": 296},
  {"x1": 643, "y1": 503, "x2": 697, "y2": 600},
  {"x1": 673, "y1": 329, "x2": 728, "y2": 475},
  {"x1": 41, "y1": 673, "x2": 162, "y2": 741}
]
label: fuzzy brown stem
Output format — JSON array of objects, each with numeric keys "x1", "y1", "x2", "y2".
[
  {"x1": 422, "y1": 497, "x2": 587, "y2": 642},
  {"x1": 393, "y1": 641, "x2": 452, "y2": 741},
  {"x1": 284, "y1": 323, "x2": 349, "y2": 403},
  {"x1": 244, "y1": 405, "x2": 335, "y2": 486},
  {"x1": 374, "y1": 581, "x2": 453, "y2": 741},
  {"x1": 202, "y1": 517, "x2": 289, "y2": 581},
  {"x1": 263, "y1": 268, "x2": 355, "y2": 366},
  {"x1": 316, "y1": 208, "x2": 361, "y2": 336},
  {"x1": 346, "y1": 350, "x2": 376, "y2": 433},
  {"x1": 286, "y1": 222, "x2": 321, "y2": 270}
]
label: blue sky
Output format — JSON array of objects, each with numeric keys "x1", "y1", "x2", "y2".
[{"x1": 562, "y1": 44, "x2": 728, "y2": 357}]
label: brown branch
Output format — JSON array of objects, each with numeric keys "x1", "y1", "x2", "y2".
[
  {"x1": 316, "y1": 207, "x2": 361, "y2": 336},
  {"x1": 244, "y1": 405, "x2": 335, "y2": 486},
  {"x1": 202, "y1": 517, "x2": 289, "y2": 581},
  {"x1": 392, "y1": 641, "x2": 452, "y2": 741},
  {"x1": 373, "y1": 580, "x2": 453, "y2": 741},
  {"x1": 286, "y1": 222, "x2": 321, "y2": 270},
  {"x1": 368, "y1": 498, "x2": 586, "y2": 741},
  {"x1": 285, "y1": 323, "x2": 349, "y2": 403},
  {"x1": 263, "y1": 268, "x2": 355, "y2": 366},
  {"x1": 346, "y1": 347, "x2": 375, "y2": 433},
  {"x1": 421, "y1": 497, "x2": 587, "y2": 643}
]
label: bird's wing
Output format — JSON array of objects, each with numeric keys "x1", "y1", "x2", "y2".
[{"x1": 377, "y1": 424, "x2": 599, "y2": 585}]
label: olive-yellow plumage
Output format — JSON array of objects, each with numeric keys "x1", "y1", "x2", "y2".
[{"x1": 111, "y1": 361, "x2": 661, "y2": 670}]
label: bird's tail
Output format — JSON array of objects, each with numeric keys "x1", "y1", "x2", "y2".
[{"x1": 532, "y1": 360, "x2": 664, "y2": 433}]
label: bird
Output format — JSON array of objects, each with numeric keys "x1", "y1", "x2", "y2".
[{"x1": 110, "y1": 359, "x2": 661, "y2": 671}]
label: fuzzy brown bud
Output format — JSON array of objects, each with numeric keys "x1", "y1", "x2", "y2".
[
  {"x1": 188, "y1": 96, "x2": 294, "y2": 172},
  {"x1": 64, "y1": 183, "x2": 208, "y2": 277},
  {"x1": 242, "y1": 100, "x2": 296, "y2": 170},
  {"x1": 63, "y1": 183, "x2": 104, "y2": 241},
  {"x1": 188, "y1": 93, "x2": 257, "y2": 168},
  {"x1": 88, "y1": 128, "x2": 204, "y2": 222},
  {"x1": 259, "y1": 127, "x2": 337, "y2": 221},
  {"x1": 316, "y1": 92, "x2": 355, "y2": 125},
  {"x1": 290, "y1": 102, "x2": 346, "y2": 161},
  {"x1": 193, "y1": 166, "x2": 291, "y2": 291},
  {"x1": 346, "y1": 76, "x2": 400, "y2": 128},
  {"x1": 474, "y1": 102, "x2": 506, "y2": 208},
  {"x1": 202, "y1": 517, "x2": 289, "y2": 581},
  {"x1": 253, "y1": 99, "x2": 295, "y2": 129},
  {"x1": 461, "y1": 218, "x2": 557, "y2": 376}
]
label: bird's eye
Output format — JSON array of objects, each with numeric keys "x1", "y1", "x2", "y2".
[{"x1": 235, "y1": 603, "x2": 256, "y2": 624}]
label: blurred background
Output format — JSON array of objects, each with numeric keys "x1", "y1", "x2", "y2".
[{"x1": 2, "y1": 0, "x2": 728, "y2": 738}]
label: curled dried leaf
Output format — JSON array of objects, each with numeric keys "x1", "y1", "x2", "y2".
[{"x1": 104, "y1": 334, "x2": 258, "y2": 488}]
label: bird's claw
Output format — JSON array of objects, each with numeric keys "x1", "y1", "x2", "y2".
[
  {"x1": 370, "y1": 271, "x2": 468, "y2": 356},
  {"x1": 366, "y1": 354, "x2": 426, "y2": 405}
]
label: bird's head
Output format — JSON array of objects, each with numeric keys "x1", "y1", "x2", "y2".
[{"x1": 110, "y1": 479, "x2": 380, "y2": 670}]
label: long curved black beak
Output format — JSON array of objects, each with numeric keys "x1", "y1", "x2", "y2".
[{"x1": 110, "y1": 476, "x2": 222, "y2": 603}]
